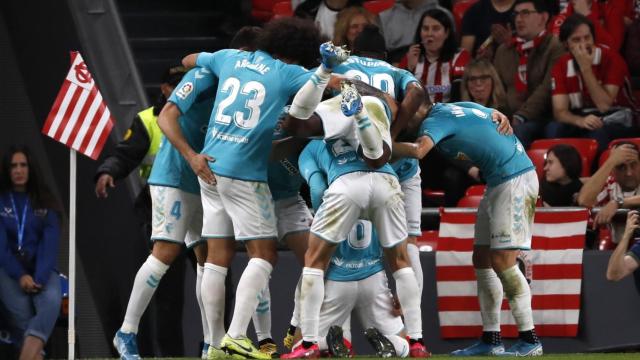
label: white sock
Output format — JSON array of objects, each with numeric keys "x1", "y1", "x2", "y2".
[
  {"x1": 498, "y1": 265, "x2": 534, "y2": 332},
  {"x1": 202, "y1": 263, "x2": 227, "y2": 346},
  {"x1": 475, "y1": 268, "x2": 504, "y2": 332},
  {"x1": 386, "y1": 334, "x2": 409, "y2": 358},
  {"x1": 354, "y1": 108, "x2": 383, "y2": 160},
  {"x1": 392, "y1": 267, "x2": 422, "y2": 339},
  {"x1": 289, "y1": 66, "x2": 332, "y2": 119},
  {"x1": 252, "y1": 285, "x2": 272, "y2": 341},
  {"x1": 300, "y1": 267, "x2": 324, "y2": 343},
  {"x1": 121, "y1": 255, "x2": 169, "y2": 334},
  {"x1": 290, "y1": 275, "x2": 302, "y2": 328},
  {"x1": 227, "y1": 258, "x2": 273, "y2": 339},
  {"x1": 407, "y1": 243, "x2": 423, "y2": 293},
  {"x1": 196, "y1": 264, "x2": 211, "y2": 344}
]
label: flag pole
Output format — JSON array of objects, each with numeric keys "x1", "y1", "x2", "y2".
[{"x1": 68, "y1": 149, "x2": 77, "y2": 360}]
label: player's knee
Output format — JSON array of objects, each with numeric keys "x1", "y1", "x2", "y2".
[
  {"x1": 151, "y1": 241, "x2": 182, "y2": 265},
  {"x1": 490, "y1": 249, "x2": 518, "y2": 273}
]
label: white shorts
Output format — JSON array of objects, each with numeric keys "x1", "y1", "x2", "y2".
[
  {"x1": 150, "y1": 185, "x2": 203, "y2": 248},
  {"x1": 199, "y1": 175, "x2": 277, "y2": 241},
  {"x1": 310, "y1": 172, "x2": 407, "y2": 248},
  {"x1": 275, "y1": 195, "x2": 312, "y2": 242},
  {"x1": 474, "y1": 170, "x2": 539, "y2": 249},
  {"x1": 401, "y1": 172, "x2": 422, "y2": 237},
  {"x1": 316, "y1": 95, "x2": 392, "y2": 151},
  {"x1": 319, "y1": 271, "x2": 405, "y2": 338}
]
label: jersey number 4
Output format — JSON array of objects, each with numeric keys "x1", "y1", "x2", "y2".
[{"x1": 215, "y1": 77, "x2": 266, "y2": 129}]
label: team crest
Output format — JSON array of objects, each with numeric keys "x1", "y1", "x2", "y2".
[{"x1": 176, "y1": 82, "x2": 193, "y2": 99}]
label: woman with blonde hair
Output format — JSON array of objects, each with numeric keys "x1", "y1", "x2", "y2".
[
  {"x1": 332, "y1": 6, "x2": 377, "y2": 49},
  {"x1": 461, "y1": 58, "x2": 507, "y2": 111}
]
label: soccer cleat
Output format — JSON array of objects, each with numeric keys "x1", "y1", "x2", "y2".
[
  {"x1": 283, "y1": 326, "x2": 297, "y2": 349},
  {"x1": 340, "y1": 81, "x2": 362, "y2": 117},
  {"x1": 319, "y1": 42, "x2": 350, "y2": 70},
  {"x1": 408, "y1": 338, "x2": 431, "y2": 358},
  {"x1": 281, "y1": 343, "x2": 320, "y2": 359},
  {"x1": 499, "y1": 340, "x2": 543, "y2": 357},
  {"x1": 326, "y1": 326, "x2": 351, "y2": 358},
  {"x1": 451, "y1": 341, "x2": 505, "y2": 356},
  {"x1": 202, "y1": 342, "x2": 210, "y2": 359},
  {"x1": 113, "y1": 330, "x2": 141, "y2": 360},
  {"x1": 207, "y1": 345, "x2": 227, "y2": 360},
  {"x1": 259, "y1": 338, "x2": 280, "y2": 358},
  {"x1": 364, "y1": 328, "x2": 396, "y2": 358},
  {"x1": 221, "y1": 334, "x2": 272, "y2": 359}
]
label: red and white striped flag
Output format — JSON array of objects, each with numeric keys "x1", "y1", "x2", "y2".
[
  {"x1": 436, "y1": 208, "x2": 588, "y2": 338},
  {"x1": 42, "y1": 52, "x2": 114, "y2": 160}
]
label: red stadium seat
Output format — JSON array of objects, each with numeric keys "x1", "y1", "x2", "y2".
[
  {"x1": 457, "y1": 195, "x2": 482, "y2": 207},
  {"x1": 273, "y1": 1, "x2": 293, "y2": 18},
  {"x1": 465, "y1": 184, "x2": 486, "y2": 196},
  {"x1": 252, "y1": 0, "x2": 281, "y2": 22},
  {"x1": 598, "y1": 227, "x2": 615, "y2": 250},
  {"x1": 526, "y1": 148, "x2": 547, "y2": 180},
  {"x1": 417, "y1": 230, "x2": 438, "y2": 251},
  {"x1": 530, "y1": 138, "x2": 597, "y2": 177},
  {"x1": 363, "y1": 0, "x2": 395, "y2": 14},
  {"x1": 598, "y1": 149, "x2": 611, "y2": 167},
  {"x1": 608, "y1": 137, "x2": 640, "y2": 149},
  {"x1": 452, "y1": 0, "x2": 479, "y2": 36}
]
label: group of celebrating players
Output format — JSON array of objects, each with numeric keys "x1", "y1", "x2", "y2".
[{"x1": 111, "y1": 16, "x2": 543, "y2": 360}]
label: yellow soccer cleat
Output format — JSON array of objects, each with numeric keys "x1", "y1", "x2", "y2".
[
  {"x1": 221, "y1": 334, "x2": 272, "y2": 360},
  {"x1": 258, "y1": 338, "x2": 280, "y2": 358}
]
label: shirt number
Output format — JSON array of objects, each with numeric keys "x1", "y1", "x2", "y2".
[
  {"x1": 215, "y1": 77, "x2": 266, "y2": 129},
  {"x1": 342, "y1": 70, "x2": 395, "y2": 97}
]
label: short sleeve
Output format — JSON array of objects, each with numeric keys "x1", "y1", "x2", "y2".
[
  {"x1": 395, "y1": 68, "x2": 420, "y2": 100},
  {"x1": 283, "y1": 64, "x2": 313, "y2": 97},
  {"x1": 419, "y1": 111, "x2": 454, "y2": 144},
  {"x1": 298, "y1": 142, "x2": 323, "y2": 184},
  {"x1": 196, "y1": 50, "x2": 235, "y2": 76},
  {"x1": 550, "y1": 60, "x2": 567, "y2": 95},
  {"x1": 627, "y1": 241, "x2": 640, "y2": 266}
]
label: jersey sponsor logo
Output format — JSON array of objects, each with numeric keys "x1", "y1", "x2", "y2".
[
  {"x1": 234, "y1": 59, "x2": 270, "y2": 74},
  {"x1": 426, "y1": 84, "x2": 451, "y2": 94},
  {"x1": 176, "y1": 82, "x2": 194, "y2": 99},
  {"x1": 471, "y1": 108, "x2": 488, "y2": 119},
  {"x1": 279, "y1": 158, "x2": 300, "y2": 176},
  {"x1": 210, "y1": 128, "x2": 249, "y2": 144}
]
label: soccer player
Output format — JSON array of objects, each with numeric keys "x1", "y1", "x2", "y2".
[
  {"x1": 393, "y1": 101, "x2": 542, "y2": 357},
  {"x1": 297, "y1": 139, "x2": 412, "y2": 358},
  {"x1": 112, "y1": 65, "x2": 216, "y2": 360},
  {"x1": 171, "y1": 18, "x2": 322, "y2": 359},
  {"x1": 281, "y1": 71, "x2": 425, "y2": 357}
]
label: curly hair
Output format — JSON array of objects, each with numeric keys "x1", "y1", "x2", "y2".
[
  {"x1": 257, "y1": 17, "x2": 322, "y2": 69},
  {"x1": 333, "y1": 6, "x2": 377, "y2": 48}
]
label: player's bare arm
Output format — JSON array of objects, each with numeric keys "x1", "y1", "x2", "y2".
[
  {"x1": 392, "y1": 136, "x2": 434, "y2": 160},
  {"x1": 392, "y1": 82, "x2": 425, "y2": 140},
  {"x1": 181, "y1": 53, "x2": 198, "y2": 69}
]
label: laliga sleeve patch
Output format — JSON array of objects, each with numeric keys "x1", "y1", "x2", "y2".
[{"x1": 176, "y1": 82, "x2": 194, "y2": 99}]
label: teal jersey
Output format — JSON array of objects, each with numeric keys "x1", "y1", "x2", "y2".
[
  {"x1": 267, "y1": 125, "x2": 304, "y2": 201},
  {"x1": 298, "y1": 140, "x2": 384, "y2": 282},
  {"x1": 148, "y1": 67, "x2": 216, "y2": 194},
  {"x1": 331, "y1": 55, "x2": 419, "y2": 100},
  {"x1": 298, "y1": 139, "x2": 396, "y2": 186},
  {"x1": 419, "y1": 102, "x2": 534, "y2": 187},
  {"x1": 196, "y1": 49, "x2": 311, "y2": 182},
  {"x1": 327, "y1": 220, "x2": 384, "y2": 282},
  {"x1": 391, "y1": 157, "x2": 419, "y2": 182}
]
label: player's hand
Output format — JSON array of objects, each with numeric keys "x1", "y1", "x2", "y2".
[
  {"x1": 608, "y1": 144, "x2": 639, "y2": 166},
  {"x1": 468, "y1": 166, "x2": 482, "y2": 182},
  {"x1": 406, "y1": 44, "x2": 422, "y2": 72},
  {"x1": 580, "y1": 114, "x2": 603, "y2": 130},
  {"x1": 19, "y1": 275, "x2": 41, "y2": 294},
  {"x1": 95, "y1": 174, "x2": 115, "y2": 198},
  {"x1": 492, "y1": 110, "x2": 513, "y2": 135},
  {"x1": 189, "y1": 153, "x2": 216, "y2": 185},
  {"x1": 623, "y1": 210, "x2": 640, "y2": 238},
  {"x1": 594, "y1": 200, "x2": 618, "y2": 227}
]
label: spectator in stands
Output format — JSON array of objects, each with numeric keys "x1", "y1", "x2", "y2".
[
  {"x1": 294, "y1": 0, "x2": 364, "y2": 40},
  {"x1": 461, "y1": 58, "x2": 508, "y2": 112},
  {"x1": 540, "y1": 144, "x2": 584, "y2": 206},
  {"x1": 547, "y1": 14, "x2": 638, "y2": 153},
  {"x1": 332, "y1": 6, "x2": 377, "y2": 49},
  {"x1": 379, "y1": 0, "x2": 438, "y2": 63},
  {"x1": 606, "y1": 210, "x2": 640, "y2": 282},
  {"x1": 549, "y1": 0, "x2": 625, "y2": 51},
  {"x1": 578, "y1": 143, "x2": 640, "y2": 243},
  {"x1": 624, "y1": 18, "x2": 640, "y2": 77},
  {"x1": 493, "y1": 0, "x2": 565, "y2": 148},
  {"x1": 460, "y1": 0, "x2": 516, "y2": 58},
  {"x1": 0, "y1": 145, "x2": 61, "y2": 360},
  {"x1": 398, "y1": 7, "x2": 471, "y2": 103}
]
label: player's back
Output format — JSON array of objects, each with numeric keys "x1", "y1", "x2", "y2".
[
  {"x1": 422, "y1": 103, "x2": 534, "y2": 187},
  {"x1": 196, "y1": 49, "x2": 311, "y2": 182},
  {"x1": 149, "y1": 67, "x2": 216, "y2": 194},
  {"x1": 326, "y1": 219, "x2": 384, "y2": 282},
  {"x1": 267, "y1": 124, "x2": 304, "y2": 201}
]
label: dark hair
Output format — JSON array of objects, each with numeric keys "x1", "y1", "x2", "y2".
[
  {"x1": 353, "y1": 24, "x2": 386, "y2": 59},
  {"x1": 547, "y1": 144, "x2": 582, "y2": 180},
  {"x1": 613, "y1": 141, "x2": 640, "y2": 160},
  {"x1": 257, "y1": 17, "x2": 322, "y2": 69},
  {"x1": 414, "y1": 8, "x2": 458, "y2": 62},
  {"x1": 514, "y1": 0, "x2": 548, "y2": 13},
  {"x1": 0, "y1": 145, "x2": 59, "y2": 211},
  {"x1": 161, "y1": 65, "x2": 187, "y2": 87},
  {"x1": 559, "y1": 14, "x2": 595, "y2": 43},
  {"x1": 229, "y1": 26, "x2": 263, "y2": 51}
]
